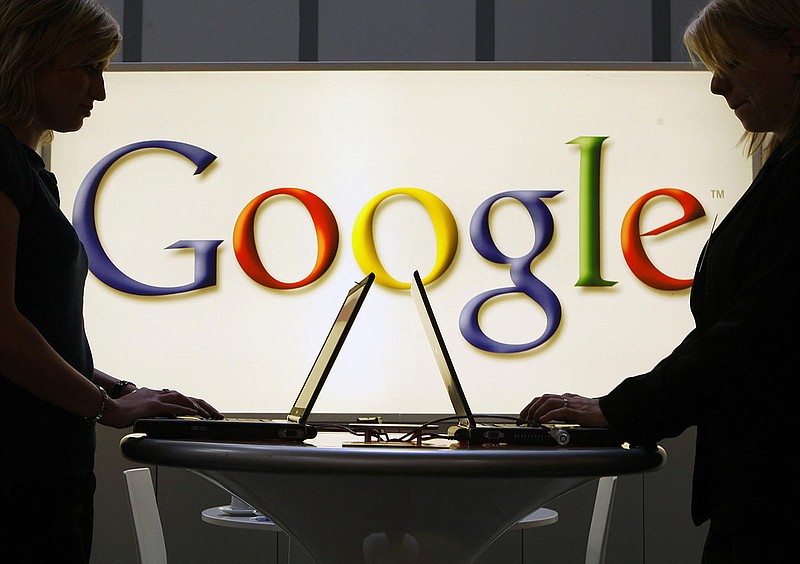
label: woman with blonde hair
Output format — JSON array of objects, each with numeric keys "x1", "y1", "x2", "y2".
[
  {"x1": 0, "y1": 1, "x2": 221, "y2": 561},
  {"x1": 522, "y1": 1, "x2": 800, "y2": 561}
]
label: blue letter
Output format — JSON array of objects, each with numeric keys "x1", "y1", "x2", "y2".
[
  {"x1": 459, "y1": 190, "x2": 562, "y2": 353},
  {"x1": 72, "y1": 141, "x2": 223, "y2": 296}
]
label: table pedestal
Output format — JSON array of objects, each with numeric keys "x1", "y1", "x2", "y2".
[{"x1": 195, "y1": 469, "x2": 588, "y2": 563}]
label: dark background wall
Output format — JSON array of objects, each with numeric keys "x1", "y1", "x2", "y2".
[
  {"x1": 102, "y1": 0, "x2": 706, "y2": 64},
  {"x1": 93, "y1": 1, "x2": 711, "y2": 563}
]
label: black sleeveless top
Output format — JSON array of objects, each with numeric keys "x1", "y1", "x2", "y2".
[{"x1": 0, "y1": 124, "x2": 95, "y2": 480}]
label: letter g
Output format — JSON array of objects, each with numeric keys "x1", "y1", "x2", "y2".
[{"x1": 72, "y1": 141, "x2": 222, "y2": 296}]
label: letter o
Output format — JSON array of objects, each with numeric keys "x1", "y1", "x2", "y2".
[
  {"x1": 352, "y1": 188, "x2": 458, "y2": 289},
  {"x1": 233, "y1": 188, "x2": 339, "y2": 290}
]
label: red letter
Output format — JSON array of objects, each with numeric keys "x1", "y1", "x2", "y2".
[
  {"x1": 233, "y1": 188, "x2": 339, "y2": 289},
  {"x1": 621, "y1": 189, "x2": 705, "y2": 290}
]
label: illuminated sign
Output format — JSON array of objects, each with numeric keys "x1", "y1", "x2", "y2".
[
  {"x1": 73, "y1": 136, "x2": 707, "y2": 356},
  {"x1": 52, "y1": 69, "x2": 750, "y2": 413}
]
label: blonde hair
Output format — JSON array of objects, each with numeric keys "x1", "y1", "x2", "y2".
[
  {"x1": 684, "y1": 0, "x2": 800, "y2": 157},
  {"x1": 0, "y1": 0, "x2": 121, "y2": 136}
]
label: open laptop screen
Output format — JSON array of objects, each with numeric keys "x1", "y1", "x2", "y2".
[
  {"x1": 288, "y1": 273, "x2": 374, "y2": 422},
  {"x1": 410, "y1": 271, "x2": 475, "y2": 429}
]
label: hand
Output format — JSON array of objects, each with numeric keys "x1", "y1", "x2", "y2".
[
  {"x1": 520, "y1": 393, "x2": 610, "y2": 427},
  {"x1": 100, "y1": 387, "x2": 223, "y2": 429}
]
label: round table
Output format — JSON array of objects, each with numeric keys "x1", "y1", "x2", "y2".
[{"x1": 121, "y1": 432, "x2": 665, "y2": 564}]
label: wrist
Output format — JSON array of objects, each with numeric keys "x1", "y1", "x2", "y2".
[
  {"x1": 83, "y1": 384, "x2": 108, "y2": 422},
  {"x1": 110, "y1": 379, "x2": 136, "y2": 399}
]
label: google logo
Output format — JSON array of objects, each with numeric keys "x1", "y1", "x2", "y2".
[{"x1": 73, "y1": 137, "x2": 706, "y2": 354}]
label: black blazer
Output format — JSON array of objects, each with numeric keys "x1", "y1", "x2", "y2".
[{"x1": 599, "y1": 143, "x2": 800, "y2": 530}]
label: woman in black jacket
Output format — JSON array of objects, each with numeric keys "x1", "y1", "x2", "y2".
[
  {"x1": 0, "y1": 2, "x2": 221, "y2": 561},
  {"x1": 521, "y1": 1, "x2": 800, "y2": 562}
]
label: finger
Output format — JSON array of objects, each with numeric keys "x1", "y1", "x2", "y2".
[
  {"x1": 155, "y1": 390, "x2": 199, "y2": 411},
  {"x1": 193, "y1": 398, "x2": 223, "y2": 419},
  {"x1": 159, "y1": 404, "x2": 200, "y2": 418},
  {"x1": 519, "y1": 398, "x2": 539, "y2": 420},
  {"x1": 533, "y1": 396, "x2": 571, "y2": 423},
  {"x1": 184, "y1": 398, "x2": 214, "y2": 419},
  {"x1": 163, "y1": 392, "x2": 222, "y2": 420},
  {"x1": 520, "y1": 396, "x2": 551, "y2": 421},
  {"x1": 521, "y1": 393, "x2": 562, "y2": 420},
  {"x1": 540, "y1": 408, "x2": 571, "y2": 423}
]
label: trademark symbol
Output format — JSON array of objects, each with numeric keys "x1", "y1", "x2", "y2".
[{"x1": 710, "y1": 189, "x2": 725, "y2": 199}]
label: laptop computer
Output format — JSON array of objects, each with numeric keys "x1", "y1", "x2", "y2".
[
  {"x1": 410, "y1": 271, "x2": 624, "y2": 447},
  {"x1": 133, "y1": 272, "x2": 375, "y2": 441}
]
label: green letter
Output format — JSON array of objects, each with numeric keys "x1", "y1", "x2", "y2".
[{"x1": 568, "y1": 136, "x2": 617, "y2": 287}]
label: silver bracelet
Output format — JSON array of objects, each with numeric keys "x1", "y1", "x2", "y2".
[{"x1": 84, "y1": 384, "x2": 108, "y2": 422}]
